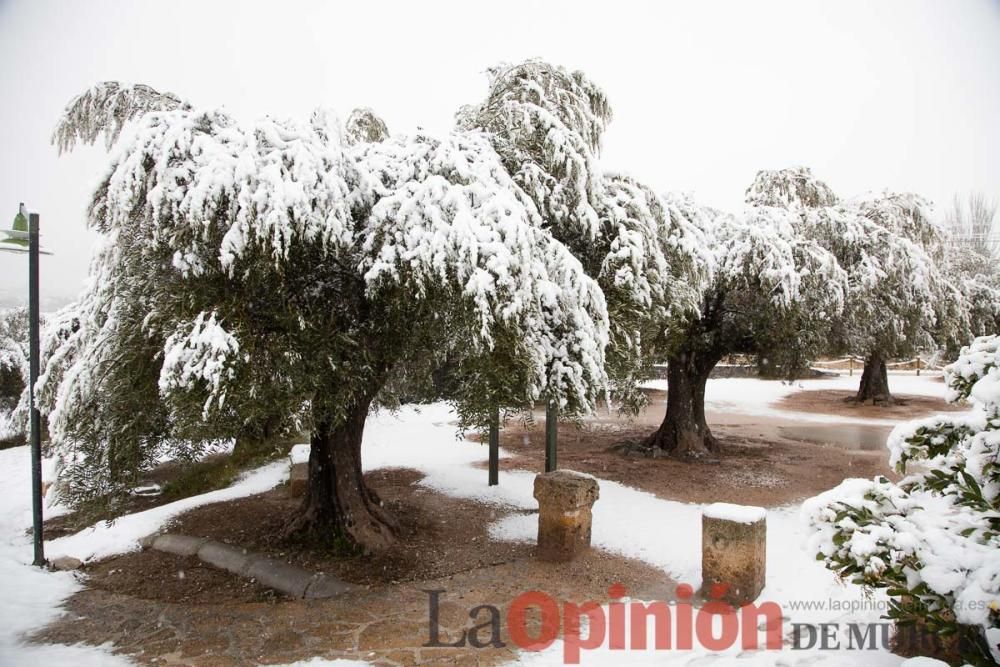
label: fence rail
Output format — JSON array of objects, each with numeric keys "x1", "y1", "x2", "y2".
[{"x1": 809, "y1": 356, "x2": 943, "y2": 375}]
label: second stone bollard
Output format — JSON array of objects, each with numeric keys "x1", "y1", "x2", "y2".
[
  {"x1": 533, "y1": 470, "x2": 599, "y2": 562},
  {"x1": 702, "y1": 502, "x2": 766, "y2": 607}
]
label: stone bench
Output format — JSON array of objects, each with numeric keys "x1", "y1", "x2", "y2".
[
  {"x1": 702, "y1": 502, "x2": 766, "y2": 607},
  {"x1": 533, "y1": 470, "x2": 599, "y2": 562}
]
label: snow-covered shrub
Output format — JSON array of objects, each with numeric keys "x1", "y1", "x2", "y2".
[
  {"x1": 0, "y1": 308, "x2": 30, "y2": 443},
  {"x1": 804, "y1": 335, "x2": 1000, "y2": 665}
]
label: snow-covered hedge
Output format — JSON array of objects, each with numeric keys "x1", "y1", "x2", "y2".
[{"x1": 804, "y1": 334, "x2": 1000, "y2": 665}]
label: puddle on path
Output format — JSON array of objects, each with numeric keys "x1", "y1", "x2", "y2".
[{"x1": 778, "y1": 424, "x2": 893, "y2": 451}]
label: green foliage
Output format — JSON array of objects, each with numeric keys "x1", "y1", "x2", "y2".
[{"x1": 806, "y1": 336, "x2": 1000, "y2": 665}]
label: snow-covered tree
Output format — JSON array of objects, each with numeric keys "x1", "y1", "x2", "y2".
[
  {"x1": 344, "y1": 107, "x2": 389, "y2": 146},
  {"x1": 744, "y1": 166, "x2": 838, "y2": 210},
  {"x1": 461, "y1": 60, "x2": 710, "y2": 410},
  {"x1": 944, "y1": 237, "x2": 1000, "y2": 348},
  {"x1": 0, "y1": 308, "x2": 30, "y2": 444},
  {"x1": 46, "y1": 82, "x2": 610, "y2": 550},
  {"x1": 805, "y1": 335, "x2": 1000, "y2": 665},
  {"x1": 640, "y1": 196, "x2": 846, "y2": 455},
  {"x1": 748, "y1": 167, "x2": 960, "y2": 404}
]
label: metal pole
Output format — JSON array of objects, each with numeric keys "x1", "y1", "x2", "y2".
[
  {"x1": 28, "y1": 210, "x2": 45, "y2": 566},
  {"x1": 544, "y1": 402, "x2": 557, "y2": 473},
  {"x1": 488, "y1": 407, "x2": 499, "y2": 486}
]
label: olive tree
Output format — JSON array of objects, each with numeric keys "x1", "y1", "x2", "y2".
[
  {"x1": 639, "y1": 196, "x2": 846, "y2": 455},
  {"x1": 747, "y1": 167, "x2": 960, "y2": 404},
  {"x1": 44, "y1": 82, "x2": 610, "y2": 551},
  {"x1": 460, "y1": 60, "x2": 710, "y2": 412}
]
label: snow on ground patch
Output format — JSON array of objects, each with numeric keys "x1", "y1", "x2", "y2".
[
  {"x1": 0, "y1": 446, "x2": 132, "y2": 666},
  {"x1": 46, "y1": 460, "x2": 288, "y2": 563}
]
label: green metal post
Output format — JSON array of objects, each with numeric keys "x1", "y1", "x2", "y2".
[
  {"x1": 488, "y1": 407, "x2": 499, "y2": 486},
  {"x1": 28, "y1": 210, "x2": 44, "y2": 566},
  {"x1": 545, "y1": 402, "x2": 557, "y2": 472}
]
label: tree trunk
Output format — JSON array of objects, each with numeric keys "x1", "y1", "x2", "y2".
[
  {"x1": 643, "y1": 350, "x2": 721, "y2": 457},
  {"x1": 855, "y1": 351, "x2": 893, "y2": 405},
  {"x1": 282, "y1": 396, "x2": 396, "y2": 553}
]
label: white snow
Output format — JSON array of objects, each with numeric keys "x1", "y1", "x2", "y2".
[
  {"x1": 46, "y1": 460, "x2": 287, "y2": 563},
  {"x1": 0, "y1": 446, "x2": 131, "y2": 666},
  {"x1": 358, "y1": 403, "x2": 917, "y2": 666},
  {"x1": 703, "y1": 502, "x2": 766, "y2": 524},
  {"x1": 290, "y1": 443, "x2": 310, "y2": 464}
]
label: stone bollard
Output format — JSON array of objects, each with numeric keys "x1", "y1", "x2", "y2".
[
  {"x1": 533, "y1": 470, "x2": 599, "y2": 562},
  {"x1": 289, "y1": 444, "x2": 310, "y2": 497},
  {"x1": 702, "y1": 502, "x2": 766, "y2": 607}
]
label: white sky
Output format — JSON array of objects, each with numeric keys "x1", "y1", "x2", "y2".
[{"x1": 1, "y1": 0, "x2": 998, "y2": 304}]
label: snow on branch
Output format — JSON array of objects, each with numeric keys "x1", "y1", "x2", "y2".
[
  {"x1": 159, "y1": 311, "x2": 241, "y2": 421},
  {"x1": 353, "y1": 130, "x2": 610, "y2": 409},
  {"x1": 88, "y1": 105, "x2": 355, "y2": 275},
  {"x1": 805, "y1": 335, "x2": 1000, "y2": 661},
  {"x1": 345, "y1": 107, "x2": 389, "y2": 145},
  {"x1": 52, "y1": 81, "x2": 190, "y2": 154},
  {"x1": 745, "y1": 166, "x2": 839, "y2": 210},
  {"x1": 462, "y1": 60, "x2": 612, "y2": 241}
]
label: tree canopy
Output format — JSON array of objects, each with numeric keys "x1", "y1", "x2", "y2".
[
  {"x1": 748, "y1": 167, "x2": 963, "y2": 403},
  {"x1": 44, "y1": 82, "x2": 611, "y2": 547}
]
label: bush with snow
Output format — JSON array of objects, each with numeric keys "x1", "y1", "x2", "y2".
[
  {"x1": 805, "y1": 334, "x2": 1000, "y2": 665},
  {"x1": 0, "y1": 308, "x2": 30, "y2": 443}
]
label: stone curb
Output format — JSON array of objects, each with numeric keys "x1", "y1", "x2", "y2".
[{"x1": 142, "y1": 533, "x2": 352, "y2": 599}]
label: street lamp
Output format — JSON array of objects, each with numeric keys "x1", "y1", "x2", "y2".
[{"x1": 1, "y1": 203, "x2": 50, "y2": 567}]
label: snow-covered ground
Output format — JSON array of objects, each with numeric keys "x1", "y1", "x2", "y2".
[
  {"x1": 0, "y1": 374, "x2": 956, "y2": 665},
  {"x1": 0, "y1": 446, "x2": 131, "y2": 666}
]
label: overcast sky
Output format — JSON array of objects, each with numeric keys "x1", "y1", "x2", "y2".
[{"x1": 1, "y1": 0, "x2": 998, "y2": 305}]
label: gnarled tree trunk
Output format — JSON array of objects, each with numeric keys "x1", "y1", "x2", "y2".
[
  {"x1": 643, "y1": 349, "x2": 722, "y2": 457},
  {"x1": 283, "y1": 396, "x2": 396, "y2": 552},
  {"x1": 856, "y1": 351, "x2": 893, "y2": 405}
]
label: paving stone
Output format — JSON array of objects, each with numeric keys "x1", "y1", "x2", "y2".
[{"x1": 304, "y1": 573, "x2": 352, "y2": 599}]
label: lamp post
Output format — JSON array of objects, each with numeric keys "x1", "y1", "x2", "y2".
[{"x1": 1, "y1": 203, "x2": 49, "y2": 567}]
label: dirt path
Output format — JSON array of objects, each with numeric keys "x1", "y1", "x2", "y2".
[
  {"x1": 492, "y1": 418, "x2": 894, "y2": 507},
  {"x1": 774, "y1": 389, "x2": 963, "y2": 420}
]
